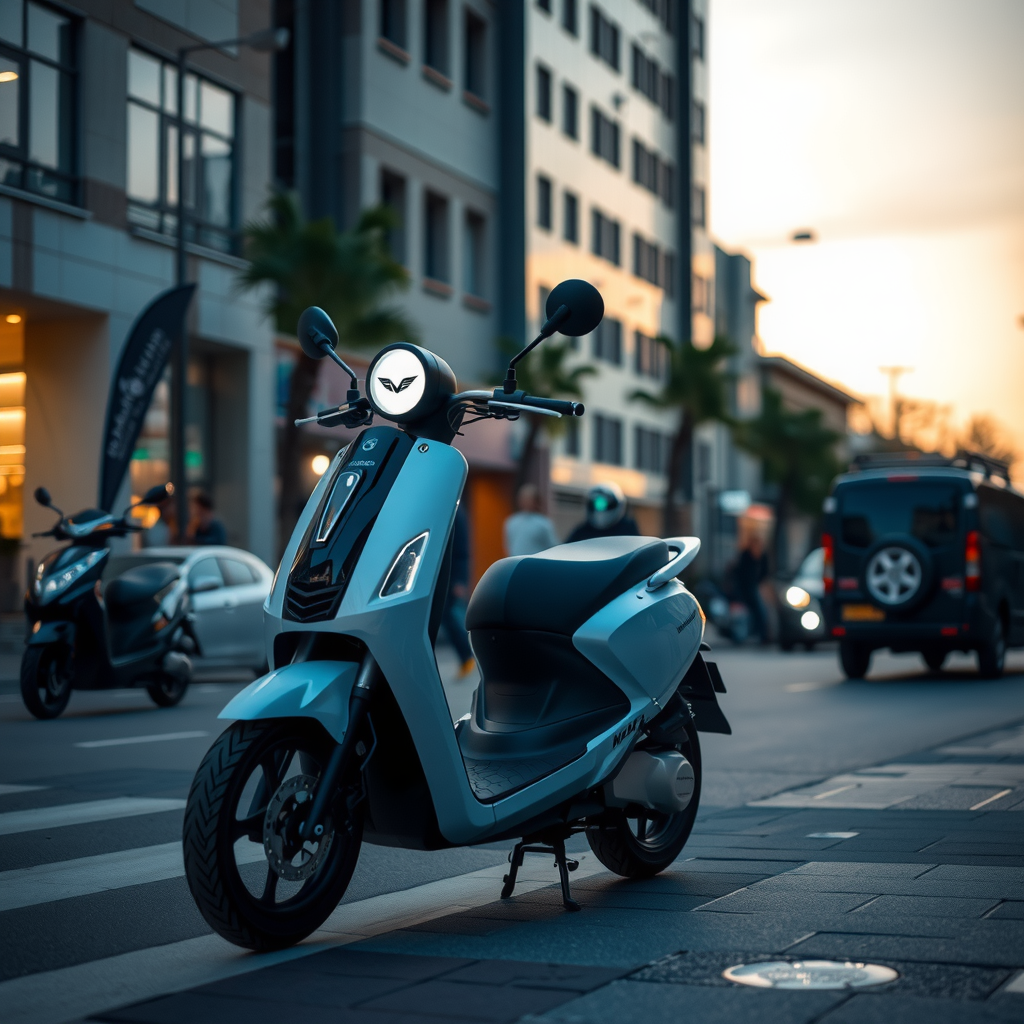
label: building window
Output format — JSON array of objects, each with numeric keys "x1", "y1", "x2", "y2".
[
  {"x1": 463, "y1": 210, "x2": 485, "y2": 297},
  {"x1": 691, "y1": 185, "x2": 706, "y2": 227},
  {"x1": 590, "y1": 106, "x2": 619, "y2": 167},
  {"x1": 562, "y1": 0, "x2": 578, "y2": 36},
  {"x1": 536, "y1": 63, "x2": 552, "y2": 121},
  {"x1": 593, "y1": 413, "x2": 623, "y2": 465},
  {"x1": 691, "y1": 100, "x2": 705, "y2": 144},
  {"x1": 589, "y1": 5, "x2": 620, "y2": 71},
  {"x1": 591, "y1": 316, "x2": 622, "y2": 365},
  {"x1": 424, "y1": 190, "x2": 450, "y2": 282},
  {"x1": 635, "y1": 425, "x2": 668, "y2": 474},
  {"x1": 381, "y1": 0, "x2": 408, "y2": 49},
  {"x1": 663, "y1": 250, "x2": 676, "y2": 298},
  {"x1": 127, "y1": 48, "x2": 238, "y2": 252},
  {"x1": 632, "y1": 138, "x2": 673, "y2": 207},
  {"x1": 692, "y1": 273, "x2": 712, "y2": 317},
  {"x1": 0, "y1": 1, "x2": 77, "y2": 204},
  {"x1": 562, "y1": 83, "x2": 578, "y2": 139},
  {"x1": 633, "y1": 233, "x2": 661, "y2": 287},
  {"x1": 591, "y1": 207, "x2": 620, "y2": 265},
  {"x1": 538, "y1": 283, "x2": 551, "y2": 327},
  {"x1": 536, "y1": 174, "x2": 552, "y2": 230},
  {"x1": 630, "y1": 44, "x2": 673, "y2": 120},
  {"x1": 637, "y1": 0, "x2": 675, "y2": 34},
  {"x1": 536, "y1": 0, "x2": 551, "y2": 12},
  {"x1": 563, "y1": 189, "x2": 578, "y2": 243},
  {"x1": 380, "y1": 168, "x2": 407, "y2": 264},
  {"x1": 692, "y1": 13, "x2": 705, "y2": 60},
  {"x1": 564, "y1": 417, "x2": 580, "y2": 457},
  {"x1": 634, "y1": 330, "x2": 665, "y2": 379},
  {"x1": 464, "y1": 8, "x2": 486, "y2": 99},
  {"x1": 424, "y1": 0, "x2": 449, "y2": 75}
]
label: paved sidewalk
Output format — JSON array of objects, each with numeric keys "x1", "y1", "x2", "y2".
[{"x1": 84, "y1": 720, "x2": 1024, "y2": 1024}]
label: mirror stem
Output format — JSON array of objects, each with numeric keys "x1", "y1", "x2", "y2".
[
  {"x1": 320, "y1": 343, "x2": 359, "y2": 393},
  {"x1": 503, "y1": 305, "x2": 570, "y2": 393}
]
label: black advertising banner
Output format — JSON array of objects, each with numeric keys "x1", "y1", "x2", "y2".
[{"x1": 98, "y1": 283, "x2": 195, "y2": 511}]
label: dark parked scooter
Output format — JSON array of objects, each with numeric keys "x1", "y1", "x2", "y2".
[{"x1": 22, "y1": 484, "x2": 196, "y2": 719}]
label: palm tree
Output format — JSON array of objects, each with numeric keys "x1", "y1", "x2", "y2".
[
  {"x1": 238, "y1": 192, "x2": 416, "y2": 545},
  {"x1": 732, "y1": 387, "x2": 842, "y2": 569},
  {"x1": 498, "y1": 337, "x2": 596, "y2": 492},
  {"x1": 629, "y1": 335, "x2": 735, "y2": 535}
]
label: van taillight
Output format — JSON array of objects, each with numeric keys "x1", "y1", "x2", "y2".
[
  {"x1": 822, "y1": 533, "x2": 834, "y2": 594},
  {"x1": 965, "y1": 530, "x2": 981, "y2": 591}
]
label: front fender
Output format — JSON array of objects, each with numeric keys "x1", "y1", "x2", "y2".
[
  {"x1": 218, "y1": 660, "x2": 359, "y2": 742},
  {"x1": 27, "y1": 620, "x2": 76, "y2": 647}
]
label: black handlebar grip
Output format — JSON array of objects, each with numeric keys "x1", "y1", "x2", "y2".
[{"x1": 521, "y1": 396, "x2": 585, "y2": 416}]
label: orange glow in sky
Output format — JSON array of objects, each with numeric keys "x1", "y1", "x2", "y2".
[{"x1": 709, "y1": 0, "x2": 1024, "y2": 455}]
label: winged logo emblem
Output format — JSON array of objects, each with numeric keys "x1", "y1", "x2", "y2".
[{"x1": 378, "y1": 375, "x2": 418, "y2": 393}]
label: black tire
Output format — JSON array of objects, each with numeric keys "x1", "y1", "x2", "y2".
[
  {"x1": 977, "y1": 620, "x2": 1006, "y2": 679},
  {"x1": 586, "y1": 716, "x2": 701, "y2": 878},
  {"x1": 183, "y1": 719, "x2": 362, "y2": 951},
  {"x1": 922, "y1": 649, "x2": 947, "y2": 672},
  {"x1": 779, "y1": 638, "x2": 795, "y2": 653},
  {"x1": 147, "y1": 675, "x2": 189, "y2": 707},
  {"x1": 840, "y1": 640, "x2": 871, "y2": 679},
  {"x1": 20, "y1": 645, "x2": 73, "y2": 719}
]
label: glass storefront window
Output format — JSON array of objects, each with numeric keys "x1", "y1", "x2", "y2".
[
  {"x1": 126, "y1": 47, "x2": 238, "y2": 254},
  {"x1": 0, "y1": 0, "x2": 77, "y2": 204}
]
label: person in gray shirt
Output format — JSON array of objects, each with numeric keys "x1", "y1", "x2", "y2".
[{"x1": 504, "y1": 484, "x2": 559, "y2": 556}]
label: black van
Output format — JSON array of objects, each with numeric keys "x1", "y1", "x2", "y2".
[{"x1": 821, "y1": 451, "x2": 1024, "y2": 679}]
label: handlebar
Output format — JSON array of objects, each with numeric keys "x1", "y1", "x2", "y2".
[{"x1": 519, "y1": 395, "x2": 585, "y2": 417}]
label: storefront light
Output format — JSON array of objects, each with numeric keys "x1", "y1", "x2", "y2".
[
  {"x1": 311, "y1": 454, "x2": 330, "y2": 476},
  {"x1": 5, "y1": 314, "x2": 21, "y2": 323}
]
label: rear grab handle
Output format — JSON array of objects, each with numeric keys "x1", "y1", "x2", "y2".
[{"x1": 646, "y1": 537, "x2": 701, "y2": 591}]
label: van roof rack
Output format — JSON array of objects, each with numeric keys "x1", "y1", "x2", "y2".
[{"x1": 850, "y1": 449, "x2": 1011, "y2": 483}]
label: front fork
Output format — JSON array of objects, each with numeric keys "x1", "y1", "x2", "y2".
[{"x1": 299, "y1": 651, "x2": 380, "y2": 839}]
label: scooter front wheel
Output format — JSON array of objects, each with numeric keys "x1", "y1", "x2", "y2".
[
  {"x1": 20, "y1": 645, "x2": 73, "y2": 719},
  {"x1": 146, "y1": 675, "x2": 189, "y2": 707},
  {"x1": 586, "y1": 717, "x2": 702, "y2": 878},
  {"x1": 183, "y1": 719, "x2": 363, "y2": 950}
]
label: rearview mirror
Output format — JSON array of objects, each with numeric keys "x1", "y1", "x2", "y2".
[
  {"x1": 545, "y1": 279, "x2": 604, "y2": 337},
  {"x1": 297, "y1": 307, "x2": 340, "y2": 361},
  {"x1": 140, "y1": 483, "x2": 173, "y2": 506},
  {"x1": 34, "y1": 487, "x2": 51, "y2": 508}
]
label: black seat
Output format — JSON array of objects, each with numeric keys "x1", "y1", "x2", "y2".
[
  {"x1": 466, "y1": 536, "x2": 670, "y2": 637},
  {"x1": 105, "y1": 563, "x2": 180, "y2": 611}
]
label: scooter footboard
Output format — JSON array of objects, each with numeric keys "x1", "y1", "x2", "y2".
[{"x1": 218, "y1": 660, "x2": 359, "y2": 742}]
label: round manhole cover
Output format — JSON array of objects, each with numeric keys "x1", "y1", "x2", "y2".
[{"x1": 723, "y1": 960, "x2": 898, "y2": 990}]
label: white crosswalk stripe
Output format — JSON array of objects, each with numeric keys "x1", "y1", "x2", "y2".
[
  {"x1": 0, "y1": 784, "x2": 46, "y2": 796},
  {"x1": 0, "y1": 797, "x2": 186, "y2": 836},
  {"x1": 0, "y1": 840, "x2": 267, "y2": 912}
]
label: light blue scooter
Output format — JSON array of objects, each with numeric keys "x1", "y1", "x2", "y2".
[{"x1": 183, "y1": 280, "x2": 731, "y2": 950}]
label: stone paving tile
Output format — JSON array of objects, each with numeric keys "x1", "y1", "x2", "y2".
[
  {"x1": 568, "y1": 871, "x2": 769, "y2": 898},
  {"x1": 533, "y1": 978, "x2": 844, "y2": 1024},
  {"x1": 785, "y1": 931, "x2": 1024, "y2": 968},
  {"x1": 987, "y1": 901, "x2": 1024, "y2": 920},
  {"x1": 696, "y1": 890, "x2": 876, "y2": 915},
  {"x1": 816, "y1": 993, "x2": 1023, "y2": 1024},
  {"x1": 749, "y1": 872, "x2": 1024, "y2": 900},
  {"x1": 850, "y1": 894, "x2": 999, "y2": 918}
]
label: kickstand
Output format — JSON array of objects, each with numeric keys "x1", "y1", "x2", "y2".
[{"x1": 501, "y1": 836, "x2": 580, "y2": 911}]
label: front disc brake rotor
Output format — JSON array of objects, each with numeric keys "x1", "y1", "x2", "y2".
[{"x1": 263, "y1": 774, "x2": 334, "y2": 881}]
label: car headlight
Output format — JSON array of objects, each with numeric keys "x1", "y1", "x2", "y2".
[
  {"x1": 800, "y1": 610, "x2": 821, "y2": 631},
  {"x1": 379, "y1": 532, "x2": 428, "y2": 598},
  {"x1": 39, "y1": 550, "x2": 107, "y2": 604},
  {"x1": 786, "y1": 586, "x2": 811, "y2": 609}
]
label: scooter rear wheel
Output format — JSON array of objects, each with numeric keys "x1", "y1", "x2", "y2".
[
  {"x1": 183, "y1": 719, "x2": 362, "y2": 951},
  {"x1": 20, "y1": 645, "x2": 73, "y2": 720},
  {"x1": 586, "y1": 716, "x2": 702, "y2": 878}
]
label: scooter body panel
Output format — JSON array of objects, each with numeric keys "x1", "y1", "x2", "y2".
[
  {"x1": 26, "y1": 620, "x2": 76, "y2": 646},
  {"x1": 219, "y1": 660, "x2": 359, "y2": 742}
]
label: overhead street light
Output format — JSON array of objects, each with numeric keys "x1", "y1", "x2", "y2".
[{"x1": 171, "y1": 26, "x2": 290, "y2": 539}]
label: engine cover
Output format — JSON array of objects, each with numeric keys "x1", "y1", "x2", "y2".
[{"x1": 607, "y1": 750, "x2": 695, "y2": 814}]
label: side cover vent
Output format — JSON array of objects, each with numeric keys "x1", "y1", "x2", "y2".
[{"x1": 284, "y1": 577, "x2": 346, "y2": 622}]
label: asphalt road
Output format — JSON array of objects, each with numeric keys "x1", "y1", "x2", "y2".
[{"x1": 0, "y1": 641, "x2": 1021, "y2": 1019}]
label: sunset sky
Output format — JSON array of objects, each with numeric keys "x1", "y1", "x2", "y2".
[{"x1": 708, "y1": 0, "x2": 1024, "y2": 458}]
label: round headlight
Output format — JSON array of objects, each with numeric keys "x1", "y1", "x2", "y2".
[
  {"x1": 786, "y1": 586, "x2": 811, "y2": 608},
  {"x1": 801, "y1": 610, "x2": 821, "y2": 631},
  {"x1": 366, "y1": 343, "x2": 456, "y2": 424}
]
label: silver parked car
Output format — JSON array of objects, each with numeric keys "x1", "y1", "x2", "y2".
[{"x1": 103, "y1": 547, "x2": 273, "y2": 673}]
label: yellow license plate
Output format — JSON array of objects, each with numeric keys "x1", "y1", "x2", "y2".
[{"x1": 842, "y1": 604, "x2": 885, "y2": 622}]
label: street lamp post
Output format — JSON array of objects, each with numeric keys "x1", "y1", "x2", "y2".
[{"x1": 171, "y1": 27, "x2": 289, "y2": 540}]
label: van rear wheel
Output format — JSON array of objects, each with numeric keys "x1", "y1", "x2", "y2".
[
  {"x1": 922, "y1": 649, "x2": 947, "y2": 672},
  {"x1": 977, "y1": 621, "x2": 1006, "y2": 679},
  {"x1": 839, "y1": 641, "x2": 871, "y2": 679}
]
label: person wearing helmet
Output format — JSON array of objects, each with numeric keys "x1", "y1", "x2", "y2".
[{"x1": 567, "y1": 482, "x2": 640, "y2": 543}]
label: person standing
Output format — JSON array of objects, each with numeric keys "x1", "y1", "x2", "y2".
[
  {"x1": 503, "y1": 484, "x2": 559, "y2": 556},
  {"x1": 733, "y1": 531, "x2": 769, "y2": 643},
  {"x1": 442, "y1": 504, "x2": 476, "y2": 679},
  {"x1": 189, "y1": 492, "x2": 228, "y2": 546},
  {"x1": 566, "y1": 482, "x2": 639, "y2": 543}
]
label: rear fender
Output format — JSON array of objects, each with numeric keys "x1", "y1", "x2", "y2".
[
  {"x1": 218, "y1": 660, "x2": 359, "y2": 742},
  {"x1": 27, "y1": 620, "x2": 75, "y2": 647}
]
